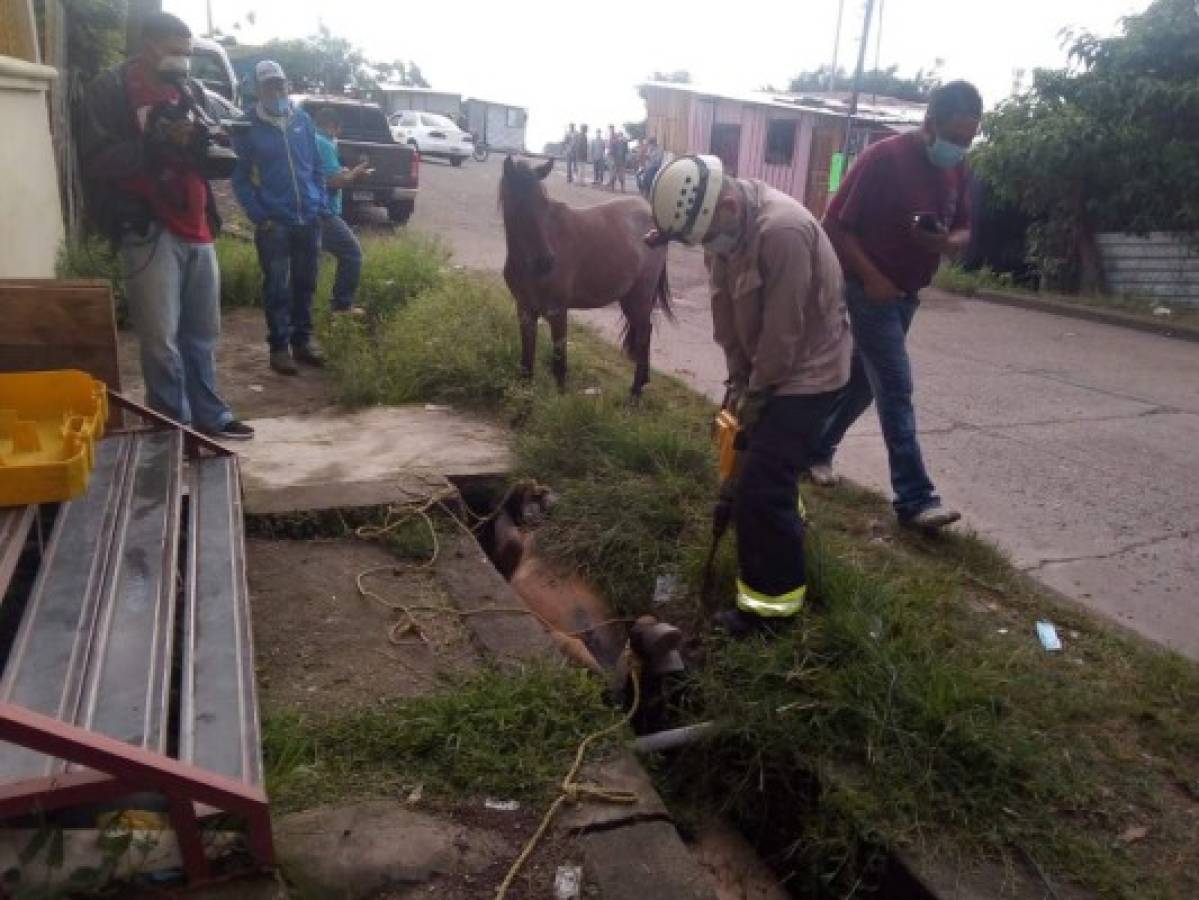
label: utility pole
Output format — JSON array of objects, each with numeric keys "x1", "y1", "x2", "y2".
[
  {"x1": 206, "y1": 0, "x2": 214, "y2": 36},
  {"x1": 840, "y1": 0, "x2": 876, "y2": 157},
  {"x1": 872, "y1": 0, "x2": 882, "y2": 105},
  {"x1": 828, "y1": 0, "x2": 846, "y2": 91}
]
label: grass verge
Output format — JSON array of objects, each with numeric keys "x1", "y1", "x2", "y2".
[
  {"x1": 934, "y1": 262, "x2": 1199, "y2": 332},
  {"x1": 317, "y1": 235, "x2": 1199, "y2": 898},
  {"x1": 262, "y1": 663, "x2": 616, "y2": 813}
]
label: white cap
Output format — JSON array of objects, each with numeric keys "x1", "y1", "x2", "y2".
[{"x1": 255, "y1": 60, "x2": 286, "y2": 84}]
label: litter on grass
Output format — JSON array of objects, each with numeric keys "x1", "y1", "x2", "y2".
[
  {"x1": 484, "y1": 799, "x2": 520, "y2": 812},
  {"x1": 554, "y1": 865, "x2": 582, "y2": 899},
  {"x1": 1036, "y1": 621, "x2": 1062, "y2": 652}
]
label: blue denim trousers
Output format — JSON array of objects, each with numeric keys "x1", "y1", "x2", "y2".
[
  {"x1": 320, "y1": 214, "x2": 362, "y2": 311},
  {"x1": 813, "y1": 280, "x2": 939, "y2": 520},
  {"x1": 255, "y1": 220, "x2": 320, "y2": 351},
  {"x1": 120, "y1": 225, "x2": 232, "y2": 431}
]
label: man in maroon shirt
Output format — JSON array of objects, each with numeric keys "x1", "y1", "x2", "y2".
[{"x1": 810, "y1": 81, "x2": 982, "y2": 528}]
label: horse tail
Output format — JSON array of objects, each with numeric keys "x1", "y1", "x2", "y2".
[
  {"x1": 654, "y1": 261, "x2": 675, "y2": 322},
  {"x1": 621, "y1": 254, "x2": 675, "y2": 360}
]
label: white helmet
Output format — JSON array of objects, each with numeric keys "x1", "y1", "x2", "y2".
[{"x1": 649, "y1": 154, "x2": 724, "y2": 245}]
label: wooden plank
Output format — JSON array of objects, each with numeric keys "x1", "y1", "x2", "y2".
[
  {"x1": 0, "y1": 0, "x2": 39, "y2": 63},
  {"x1": 0, "y1": 280, "x2": 121, "y2": 391}
]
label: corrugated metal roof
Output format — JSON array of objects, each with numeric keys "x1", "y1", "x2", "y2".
[{"x1": 639, "y1": 81, "x2": 926, "y2": 127}]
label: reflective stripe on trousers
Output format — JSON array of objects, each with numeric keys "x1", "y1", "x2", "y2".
[{"x1": 735, "y1": 578, "x2": 805, "y2": 618}]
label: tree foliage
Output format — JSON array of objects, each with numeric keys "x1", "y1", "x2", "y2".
[
  {"x1": 258, "y1": 25, "x2": 429, "y2": 93},
  {"x1": 786, "y1": 63, "x2": 942, "y2": 102},
  {"x1": 972, "y1": 0, "x2": 1199, "y2": 291}
]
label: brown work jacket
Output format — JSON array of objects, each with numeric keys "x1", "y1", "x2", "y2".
[{"x1": 707, "y1": 180, "x2": 851, "y2": 396}]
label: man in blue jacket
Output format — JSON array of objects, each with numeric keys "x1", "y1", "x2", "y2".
[{"x1": 232, "y1": 60, "x2": 328, "y2": 375}]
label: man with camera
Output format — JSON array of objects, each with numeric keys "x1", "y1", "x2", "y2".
[
  {"x1": 808, "y1": 81, "x2": 982, "y2": 529},
  {"x1": 79, "y1": 12, "x2": 253, "y2": 441}
]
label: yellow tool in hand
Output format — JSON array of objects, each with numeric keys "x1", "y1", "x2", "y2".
[{"x1": 700, "y1": 407, "x2": 744, "y2": 612}]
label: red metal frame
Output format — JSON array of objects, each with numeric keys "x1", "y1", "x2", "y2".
[
  {"x1": 0, "y1": 398, "x2": 268, "y2": 883},
  {"x1": 106, "y1": 389, "x2": 233, "y2": 459},
  {"x1": 0, "y1": 703, "x2": 274, "y2": 878}
]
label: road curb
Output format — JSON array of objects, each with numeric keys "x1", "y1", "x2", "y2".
[{"x1": 972, "y1": 289, "x2": 1199, "y2": 343}]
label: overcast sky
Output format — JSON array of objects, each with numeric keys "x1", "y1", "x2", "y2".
[{"x1": 167, "y1": 0, "x2": 1148, "y2": 149}]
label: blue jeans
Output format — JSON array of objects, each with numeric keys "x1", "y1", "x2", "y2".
[
  {"x1": 120, "y1": 225, "x2": 232, "y2": 431},
  {"x1": 320, "y1": 215, "x2": 362, "y2": 310},
  {"x1": 255, "y1": 221, "x2": 320, "y2": 351},
  {"x1": 813, "y1": 281, "x2": 939, "y2": 521}
]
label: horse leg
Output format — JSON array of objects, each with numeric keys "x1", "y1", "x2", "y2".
[
  {"x1": 547, "y1": 308, "x2": 568, "y2": 392},
  {"x1": 518, "y1": 308, "x2": 537, "y2": 380},
  {"x1": 620, "y1": 295, "x2": 653, "y2": 402},
  {"x1": 630, "y1": 321, "x2": 652, "y2": 402}
]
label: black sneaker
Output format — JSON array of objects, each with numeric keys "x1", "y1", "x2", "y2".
[
  {"x1": 270, "y1": 349, "x2": 298, "y2": 375},
  {"x1": 292, "y1": 343, "x2": 326, "y2": 367},
  {"x1": 206, "y1": 420, "x2": 255, "y2": 441}
]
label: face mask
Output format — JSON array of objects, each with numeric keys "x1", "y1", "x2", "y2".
[
  {"x1": 262, "y1": 96, "x2": 289, "y2": 117},
  {"x1": 926, "y1": 137, "x2": 967, "y2": 169},
  {"x1": 157, "y1": 54, "x2": 191, "y2": 77},
  {"x1": 704, "y1": 230, "x2": 739, "y2": 257}
]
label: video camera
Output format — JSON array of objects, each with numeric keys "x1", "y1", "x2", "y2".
[{"x1": 146, "y1": 78, "x2": 245, "y2": 180}]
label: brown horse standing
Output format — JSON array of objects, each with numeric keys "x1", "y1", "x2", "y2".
[{"x1": 499, "y1": 155, "x2": 672, "y2": 399}]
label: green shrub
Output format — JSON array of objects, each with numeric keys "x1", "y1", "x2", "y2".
[
  {"x1": 356, "y1": 231, "x2": 450, "y2": 318},
  {"x1": 216, "y1": 235, "x2": 261, "y2": 307},
  {"x1": 57, "y1": 235, "x2": 125, "y2": 322},
  {"x1": 932, "y1": 262, "x2": 1015, "y2": 296},
  {"x1": 324, "y1": 272, "x2": 528, "y2": 407}
]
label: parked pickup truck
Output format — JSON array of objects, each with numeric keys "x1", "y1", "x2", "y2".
[{"x1": 294, "y1": 96, "x2": 419, "y2": 225}]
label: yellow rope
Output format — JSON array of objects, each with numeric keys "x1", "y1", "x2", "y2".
[{"x1": 493, "y1": 664, "x2": 642, "y2": 900}]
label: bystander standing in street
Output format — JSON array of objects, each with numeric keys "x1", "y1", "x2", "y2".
[
  {"x1": 79, "y1": 11, "x2": 253, "y2": 440},
  {"x1": 609, "y1": 130, "x2": 628, "y2": 192},
  {"x1": 314, "y1": 108, "x2": 369, "y2": 317},
  {"x1": 809, "y1": 81, "x2": 983, "y2": 529},
  {"x1": 576, "y1": 124, "x2": 590, "y2": 186},
  {"x1": 639, "y1": 136, "x2": 664, "y2": 196},
  {"x1": 564, "y1": 123, "x2": 578, "y2": 182},
  {"x1": 590, "y1": 127, "x2": 607, "y2": 184},
  {"x1": 232, "y1": 60, "x2": 329, "y2": 376}
]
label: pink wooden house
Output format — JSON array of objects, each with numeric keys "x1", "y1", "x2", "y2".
[{"x1": 640, "y1": 83, "x2": 924, "y2": 218}]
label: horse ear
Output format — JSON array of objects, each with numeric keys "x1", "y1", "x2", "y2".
[
  {"x1": 536, "y1": 158, "x2": 554, "y2": 180},
  {"x1": 503, "y1": 155, "x2": 515, "y2": 176}
]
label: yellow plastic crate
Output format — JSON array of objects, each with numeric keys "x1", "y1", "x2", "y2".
[{"x1": 0, "y1": 370, "x2": 109, "y2": 507}]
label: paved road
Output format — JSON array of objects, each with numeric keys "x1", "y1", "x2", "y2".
[{"x1": 411, "y1": 156, "x2": 1199, "y2": 660}]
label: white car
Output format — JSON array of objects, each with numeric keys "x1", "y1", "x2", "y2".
[{"x1": 389, "y1": 112, "x2": 473, "y2": 166}]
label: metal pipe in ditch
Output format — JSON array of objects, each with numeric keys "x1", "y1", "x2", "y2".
[{"x1": 632, "y1": 721, "x2": 720, "y2": 755}]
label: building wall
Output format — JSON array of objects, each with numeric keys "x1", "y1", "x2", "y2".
[
  {"x1": 378, "y1": 90, "x2": 462, "y2": 118},
  {"x1": 644, "y1": 86, "x2": 693, "y2": 156},
  {"x1": 464, "y1": 101, "x2": 527, "y2": 153},
  {"x1": 733, "y1": 106, "x2": 811, "y2": 199},
  {"x1": 1097, "y1": 232, "x2": 1199, "y2": 306},
  {"x1": 0, "y1": 56, "x2": 63, "y2": 277}
]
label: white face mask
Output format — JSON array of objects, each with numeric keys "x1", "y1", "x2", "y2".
[
  {"x1": 157, "y1": 54, "x2": 191, "y2": 77},
  {"x1": 704, "y1": 230, "x2": 739, "y2": 257}
]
